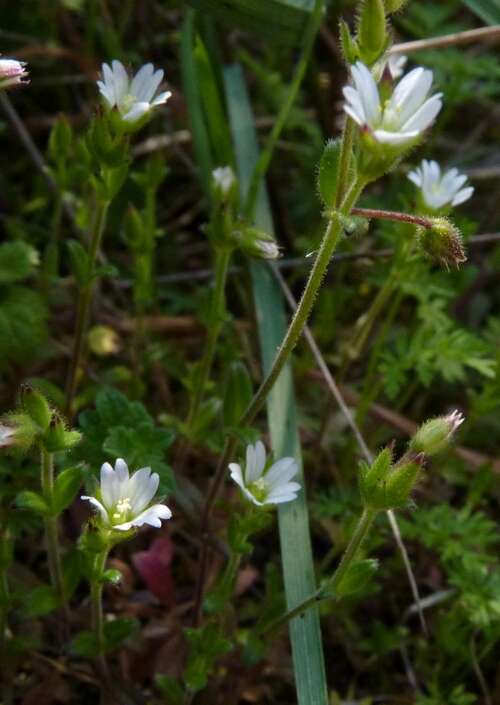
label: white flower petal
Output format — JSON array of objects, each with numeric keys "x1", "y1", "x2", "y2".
[
  {"x1": 122, "y1": 101, "x2": 151, "y2": 123},
  {"x1": 343, "y1": 86, "x2": 366, "y2": 123},
  {"x1": 97, "y1": 80, "x2": 115, "y2": 107},
  {"x1": 253, "y1": 441, "x2": 266, "y2": 480},
  {"x1": 81, "y1": 496, "x2": 109, "y2": 523},
  {"x1": 111, "y1": 60, "x2": 129, "y2": 105},
  {"x1": 401, "y1": 94, "x2": 442, "y2": 133},
  {"x1": 129, "y1": 63, "x2": 154, "y2": 101},
  {"x1": 264, "y1": 458, "x2": 298, "y2": 490},
  {"x1": 373, "y1": 129, "x2": 418, "y2": 145},
  {"x1": 407, "y1": 169, "x2": 422, "y2": 187},
  {"x1": 114, "y1": 503, "x2": 172, "y2": 531},
  {"x1": 100, "y1": 462, "x2": 118, "y2": 506},
  {"x1": 343, "y1": 104, "x2": 365, "y2": 126},
  {"x1": 229, "y1": 462, "x2": 245, "y2": 490},
  {"x1": 128, "y1": 467, "x2": 154, "y2": 512},
  {"x1": 452, "y1": 186, "x2": 473, "y2": 206},
  {"x1": 151, "y1": 90, "x2": 172, "y2": 106},
  {"x1": 141, "y1": 68, "x2": 164, "y2": 103},
  {"x1": 114, "y1": 458, "x2": 129, "y2": 484},
  {"x1": 352, "y1": 62, "x2": 380, "y2": 125}
]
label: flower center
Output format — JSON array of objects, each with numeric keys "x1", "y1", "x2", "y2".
[
  {"x1": 249, "y1": 477, "x2": 268, "y2": 503},
  {"x1": 119, "y1": 93, "x2": 138, "y2": 113},
  {"x1": 112, "y1": 497, "x2": 132, "y2": 521}
]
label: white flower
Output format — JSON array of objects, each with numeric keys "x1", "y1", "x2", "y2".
[
  {"x1": 387, "y1": 54, "x2": 407, "y2": 80},
  {"x1": 0, "y1": 58, "x2": 28, "y2": 89},
  {"x1": 229, "y1": 441, "x2": 301, "y2": 507},
  {"x1": 343, "y1": 61, "x2": 442, "y2": 146},
  {"x1": 408, "y1": 160, "x2": 474, "y2": 210},
  {"x1": 97, "y1": 60, "x2": 172, "y2": 124},
  {"x1": 212, "y1": 166, "x2": 235, "y2": 196},
  {"x1": 256, "y1": 240, "x2": 280, "y2": 260},
  {"x1": 0, "y1": 424, "x2": 16, "y2": 448},
  {"x1": 81, "y1": 458, "x2": 172, "y2": 531}
]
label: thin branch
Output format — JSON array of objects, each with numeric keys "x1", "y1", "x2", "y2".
[
  {"x1": 270, "y1": 263, "x2": 428, "y2": 638},
  {"x1": 390, "y1": 25, "x2": 500, "y2": 54}
]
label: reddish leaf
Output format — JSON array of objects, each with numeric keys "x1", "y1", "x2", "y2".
[{"x1": 132, "y1": 536, "x2": 175, "y2": 604}]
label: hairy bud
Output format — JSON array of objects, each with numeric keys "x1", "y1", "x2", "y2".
[
  {"x1": 418, "y1": 218, "x2": 467, "y2": 269},
  {"x1": 234, "y1": 226, "x2": 280, "y2": 260},
  {"x1": 21, "y1": 385, "x2": 52, "y2": 431},
  {"x1": 410, "y1": 410, "x2": 465, "y2": 457},
  {"x1": 357, "y1": 0, "x2": 388, "y2": 65}
]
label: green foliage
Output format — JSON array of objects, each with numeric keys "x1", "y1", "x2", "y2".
[
  {"x1": 0, "y1": 242, "x2": 39, "y2": 285},
  {"x1": 0, "y1": 287, "x2": 48, "y2": 373},
  {"x1": 184, "y1": 622, "x2": 232, "y2": 692},
  {"x1": 77, "y1": 388, "x2": 176, "y2": 494}
]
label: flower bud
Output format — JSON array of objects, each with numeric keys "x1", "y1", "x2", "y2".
[
  {"x1": 358, "y1": 447, "x2": 392, "y2": 509},
  {"x1": 234, "y1": 226, "x2": 280, "y2": 260},
  {"x1": 418, "y1": 218, "x2": 467, "y2": 269},
  {"x1": 0, "y1": 413, "x2": 39, "y2": 453},
  {"x1": 339, "y1": 20, "x2": 359, "y2": 65},
  {"x1": 0, "y1": 58, "x2": 29, "y2": 89},
  {"x1": 21, "y1": 385, "x2": 52, "y2": 431},
  {"x1": 359, "y1": 446, "x2": 425, "y2": 510},
  {"x1": 212, "y1": 166, "x2": 236, "y2": 202},
  {"x1": 384, "y1": 456, "x2": 424, "y2": 508},
  {"x1": 357, "y1": 0, "x2": 388, "y2": 66},
  {"x1": 410, "y1": 410, "x2": 464, "y2": 457},
  {"x1": 44, "y1": 414, "x2": 82, "y2": 453}
]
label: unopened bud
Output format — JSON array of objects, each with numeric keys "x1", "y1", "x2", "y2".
[
  {"x1": 357, "y1": 0, "x2": 388, "y2": 65},
  {"x1": 235, "y1": 226, "x2": 280, "y2": 260},
  {"x1": 0, "y1": 413, "x2": 39, "y2": 453},
  {"x1": 212, "y1": 166, "x2": 236, "y2": 201},
  {"x1": 384, "y1": 456, "x2": 424, "y2": 508},
  {"x1": 44, "y1": 414, "x2": 82, "y2": 453},
  {"x1": 339, "y1": 20, "x2": 359, "y2": 65},
  {"x1": 21, "y1": 385, "x2": 52, "y2": 431},
  {"x1": 410, "y1": 410, "x2": 465, "y2": 457},
  {"x1": 359, "y1": 446, "x2": 425, "y2": 510},
  {"x1": 0, "y1": 58, "x2": 29, "y2": 89},
  {"x1": 418, "y1": 218, "x2": 466, "y2": 269}
]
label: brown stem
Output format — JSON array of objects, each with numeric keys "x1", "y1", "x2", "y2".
[{"x1": 351, "y1": 207, "x2": 432, "y2": 228}]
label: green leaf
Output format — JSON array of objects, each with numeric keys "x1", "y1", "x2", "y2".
[
  {"x1": 103, "y1": 423, "x2": 175, "y2": 495},
  {"x1": 461, "y1": 0, "x2": 500, "y2": 23},
  {"x1": 155, "y1": 675, "x2": 185, "y2": 705},
  {"x1": 104, "y1": 617, "x2": 139, "y2": 651},
  {"x1": 53, "y1": 466, "x2": 84, "y2": 514},
  {"x1": 223, "y1": 361, "x2": 253, "y2": 428},
  {"x1": 0, "y1": 287, "x2": 48, "y2": 371},
  {"x1": 225, "y1": 64, "x2": 328, "y2": 705},
  {"x1": 20, "y1": 584, "x2": 59, "y2": 618},
  {"x1": 0, "y1": 241, "x2": 39, "y2": 284},
  {"x1": 66, "y1": 239, "x2": 90, "y2": 288},
  {"x1": 70, "y1": 630, "x2": 98, "y2": 657},
  {"x1": 184, "y1": 622, "x2": 232, "y2": 692},
  {"x1": 16, "y1": 490, "x2": 49, "y2": 515}
]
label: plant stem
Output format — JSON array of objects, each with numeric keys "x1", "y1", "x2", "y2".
[
  {"x1": 243, "y1": 0, "x2": 325, "y2": 220},
  {"x1": 186, "y1": 247, "x2": 232, "y2": 434},
  {"x1": 40, "y1": 447, "x2": 68, "y2": 619},
  {"x1": 351, "y1": 207, "x2": 432, "y2": 228},
  {"x1": 335, "y1": 117, "x2": 355, "y2": 207},
  {"x1": 65, "y1": 198, "x2": 110, "y2": 418},
  {"x1": 194, "y1": 176, "x2": 366, "y2": 621},
  {"x1": 90, "y1": 550, "x2": 110, "y2": 679},
  {"x1": 261, "y1": 508, "x2": 376, "y2": 635}
]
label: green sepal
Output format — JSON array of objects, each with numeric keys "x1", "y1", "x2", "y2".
[
  {"x1": 336, "y1": 558, "x2": 379, "y2": 597},
  {"x1": 339, "y1": 19, "x2": 359, "y2": 65},
  {"x1": 317, "y1": 138, "x2": 356, "y2": 209},
  {"x1": 357, "y1": 0, "x2": 388, "y2": 66},
  {"x1": 384, "y1": 460, "x2": 423, "y2": 508},
  {"x1": 358, "y1": 446, "x2": 393, "y2": 507},
  {"x1": 21, "y1": 384, "x2": 52, "y2": 431}
]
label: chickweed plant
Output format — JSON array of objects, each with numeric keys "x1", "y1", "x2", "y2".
[{"x1": 0, "y1": 1, "x2": 499, "y2": 704}]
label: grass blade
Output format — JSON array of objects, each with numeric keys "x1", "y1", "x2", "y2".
[
  {"x1": 461, "y1": 0, "x2": 500, "y2": 23},
  {"x1": 224, "y1": 63, "x2": 328, "y2": 705}
]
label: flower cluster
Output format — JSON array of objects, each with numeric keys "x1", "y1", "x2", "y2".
[
  {"x1": 82, "y1": 458, "x2": 172, "y2": 531},
  {"x1": 229, "y1": 441, "x2": 301, "y2": 507},
  {"x1": 408, "y1": 159, "x2": 473, "y2": 211},
  {"x1": 97, "y1": 60, "x2": 171, "y2": 125},
  {"x1": 343, "y1": 60, "x2": 442, "y2": 146}
]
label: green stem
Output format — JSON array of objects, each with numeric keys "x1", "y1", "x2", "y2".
[
  {"x1": 41, "y1": 447, "x2": 68, "y2": 617},
  {"x1": 65, "y1": 199, "x2": 110, "y2": 417},
  {"x1": 243, "y1": 0, "x2": 325, "y2": 220},
  {"x1": 185, "y1": 247, "x2": 232, "y2": 434},
  {"x1": 335, "y1": 117, "x2": 355, "y2": 207},
  {"x1": 90, "y1": 550, "x2": 111, "y2": 678},
  {"x1": 194, "y1": 177, "x2": 366, "y2": 621},
  {"x1": 262, "y1": 508, "x2": 376, "y2": 635}
]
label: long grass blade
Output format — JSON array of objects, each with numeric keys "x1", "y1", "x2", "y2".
[
  {"x1": 224, "y1": 63, "x2": 328, "y2": 705},
  {"x1": 461, "y1": 0, "x2": 500, "y2": 23}
]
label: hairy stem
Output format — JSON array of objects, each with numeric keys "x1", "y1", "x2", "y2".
[
  {"x1": 65, "y1": 198, "x2": 110, "y2": 417},
  {"x1": 90, "y1": 550, "x2": 110, "y2": 679},
  {"x1": 41, "y1": 447, "x2": 68, "y2": 619},
  {"x1": 262, "y1": 508, "x2": 376, "y2": 635}
]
